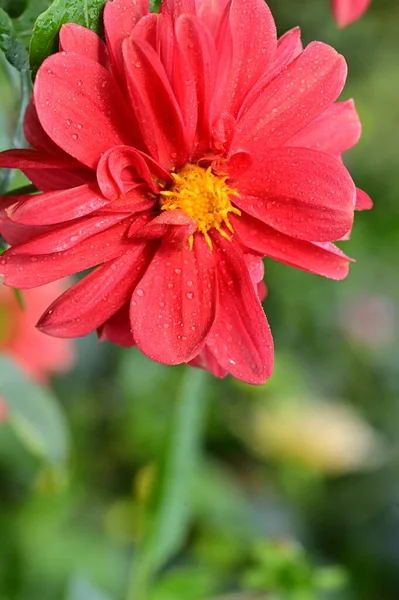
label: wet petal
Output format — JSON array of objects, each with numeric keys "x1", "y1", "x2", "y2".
[
  {"x1": 130, "y1": 235, "x2": 217, "y2": 364},
  {"x1": 37, "y1": 242, "x2": 152, "y2": 337},
  {"x1": 231, "y1": 147, "x2": 355, "y2": 242},
  {"x1": 34, "y1": 52, "x2": 140, "y2": 169},
  {"x1": 59, "y1": 23, "x2": 108, "y2": 66},
  {"x1": 8, "y1": 183, "x2": 110, "y2": 225},
  {"x1": 287, "y1": 99, "x2": 361, "y2": 155},
  {"x1": 206, "y1": 236, "x2": 273, "y2": 384},
  {"x1": 233, "y1": 41, "x2": 347, "y2": 154},
  {"x1": 232, "y1": 212, "x2": 353, "y2": 280},
  {"x1": 0, "y1": 218, "x2": 133, "y2": 288}
]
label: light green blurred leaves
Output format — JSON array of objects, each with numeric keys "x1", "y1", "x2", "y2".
[
  {"x1": 67, "y1": 576, "x2": 114, "y2": 600},
  {"x1": 0, "y1": 356, "x2": 70, "y2": 465},
  {"x1": 29, "y1": 0, "x2": 107, "y2": 74}
]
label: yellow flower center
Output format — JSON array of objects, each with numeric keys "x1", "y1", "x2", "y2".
[{"x1": 159, "y1": 164, "x2": 241, "y2": 249}]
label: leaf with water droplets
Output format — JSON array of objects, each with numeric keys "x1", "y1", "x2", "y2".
[{"x1": 29, "y1": 0, "x2": 107, "y2": 75}]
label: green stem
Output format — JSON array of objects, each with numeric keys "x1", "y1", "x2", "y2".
[{"x1": 126, "y1": 367, "x2": 209, "y2": 600}]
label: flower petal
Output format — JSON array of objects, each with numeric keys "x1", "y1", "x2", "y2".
[
  {"x1": 130, "y1": 235, "x2": 217, "y2": 364},
  {"x1": 10, "y1": 213, "x2": 127, "y2": 254},
  {"x1": 232, "y1": 212, "x2": 353, "y2": 280},
  {"x1": 355, "y1": 187, "x2": 373, "y2": 210},
  {"x1": 189, "y1": 345, "x2": 228, "y2": 378},
  {"x1": 0, "y1": 149, "x2": 80, "y2": 170},
  {"x1": 214, "y1": 0, "x2": 277, "y2": 118},
  {"x1": 122, "y1": 37, "x2": 189, "y2": 169},
  {"x1": 206, "y1": 236, "x2": 273, "y2": 384},
  {"x1": 286, "y1": 99, "x2": 361, "y2": 155},
  {"x1": 233, "y1": 41, "x2": 347, "y2": 154},
  {"x1": 331, "y1": 0, "x2": 372, "y2": 27},
  {"x1": 59, "y1": 23, "x2": 108, "y2": 66},
  {"x1": 34, "y1": 52, "x2": 140, "y2": 169},
  {"x1": 24, "y1": 101, "x2": 67, "y2": 156},
  {"x1": 0, "y1": 218, "x2": 133, "y2": 288},
  {"x1": 104, "y1": 0, "x2": 148, "y2": 67},
  {"x1": 98, "y1": 303, "x2": 136, "y2": 347},
  {"x1": 37, "y1": 242, "x2": 152, "y2": 337},
  {"x1": 175, "y1": 14, "x2": 216, "y2": 158},
  {"x1": 231, "y1": 147, "x2": 355, "y2": 242},
  {"x1": 8, "y1": 183, "x2": 110, "y2": 225}
]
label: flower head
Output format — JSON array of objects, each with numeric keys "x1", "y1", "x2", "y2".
[
  {"x1": 331, "y1": 0, "x2": 372, "y2": 27},
  {"x1": 0, "y1": 0, "x2": 370, "y2": 384}
]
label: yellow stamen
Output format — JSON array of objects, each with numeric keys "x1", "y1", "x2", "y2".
[{"x1": 159, "y1": 164, "x2": 241, "y2": 250}]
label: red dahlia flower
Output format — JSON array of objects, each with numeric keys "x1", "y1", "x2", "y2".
[
  {"x1": 331, "y1": 0, "x2": 372, "y2": 26},
  {"x1": 0, "y1": 0, "x2": 371, "y2": 384}
]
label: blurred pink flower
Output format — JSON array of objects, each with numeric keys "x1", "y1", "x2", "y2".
[
  {"x1": 0, "y1": 280, "x2": 76, "y2": 382},
  {"x1": 0, "y1": 396, "x2": 7, "y2": 422},
  {"x1": 331, "y1": 0, "x2": 372, "y2": 27}
]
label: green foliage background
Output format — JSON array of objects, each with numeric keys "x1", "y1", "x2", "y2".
[{"x1": 0, "y1": 1, "x2": 398, "y2": 599}]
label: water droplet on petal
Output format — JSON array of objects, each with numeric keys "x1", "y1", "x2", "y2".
[{"x1": 136, "y1": 288, "x2": 144, "y2": 297}]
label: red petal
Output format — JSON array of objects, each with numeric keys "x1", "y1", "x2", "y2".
[
  {"x1": 0, "y1": 209, "x2": 48, "y2": 245},
  {"x1": 161, "y1": 0, "x2": 196, "y2": 20},
  {"x1": 10, "y1": 213, "x2": 127, "y2": 254},
  {"x1": 195, "y1": 0, "x2": 230, "y2": 36},
  {"x1": 8, "y1": 183, "x2": 110, "y2": 225},
  {"x1": 287, "y1": 100, "x2": 361, "y2": 155},
  {"x1": 189, "y1": 345, "x2": 228, "y2": 378},
  {"x1": 214, "y1": 0, "x2": 277, "y2": 118},
  {"x1": 239, "y1": 27, "x2": 303, "y2": 120},
  {"x1": 231, "y1": 147, "x2": 355, "y2": 242},
  {"x1": 233, "y1": 41, "x2": 347, "y2": 154},
  {"x1": 34, "y1": 52, "x2": 140, "y2": 169},
  {"x1": 37, "y1": 242, "x2": 152, "y2": 337},
  {"x1": 206, "y1": 236, "x2": 273, "y2": 384},
  {"x1": 175, "y1": 15, "x2": 216, "y2": 158},
  {"x1": 331, "y1": 0, "x2": 371, "y2": 27},
  {"x1": 232, "y1": 212, "x2": 353, "y2": 280},
  {"x1": 98, "y1": 303, "x2": 136, "y2": 347},
  {"x1": 96, "y1": 145, "x2": 168, "y2": 200},
  {"x1": 24, "y1": 101, "x2": 67, "y2": 156},
  {"x1": 355, "y1": 187, "x2": 373, "y2": 210},
  {"x1": 133, "y1": 210, "x2": 197, "y2": 245},
  {"x1": 104, "y1": 0, "x2": 148, "y2": 68},
  {"x1": 122, "y1": 37, "x2": 188, "y2": 169},
  {"x1": 59, "y1": 23, "x2": 108, "y2": 67},
  {"x1": 130, "y1": 235, "x2": 217, "y2": 364},
  {"x1": 0, "y1": 149, "x2": 80, "y2": 170},
  {"x1": 0, "y1": 218, "x2": 132, "y2": 288}
]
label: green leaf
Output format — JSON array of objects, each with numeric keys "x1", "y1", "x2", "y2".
[
  {"x1": 128, "y1": 368, "x2": 209, "y2": 600},
  {"x1": 0, "y1": 0, "x2": 28, "y2": 19},
  {"x1": 29, "y1": 0, "x2": 107, "y2": 75},
  {"x1": 0, "y1": 355, "x2": 70, "y2": 465},
  {"x1": 0, "y1": 6, "x2": 29, "y2": 70},
  {"x1": 67, "y1": 576, "x2": 114, "y2": 600}
]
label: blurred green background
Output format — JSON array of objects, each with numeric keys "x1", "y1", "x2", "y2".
[{"x1": 0, "y1": 1, "x2": 398, "y2": 599}]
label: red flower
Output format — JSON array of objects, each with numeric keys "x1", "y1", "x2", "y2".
[
  {"x1": 0, "y1": 0, "x2": 369, "y2": 384},
  {"x1": 0, "y1": 280, "x2": 76, "y2": 382},
  {"x1": 331, "y1": 0, "x2": 372, "y2": 26}
]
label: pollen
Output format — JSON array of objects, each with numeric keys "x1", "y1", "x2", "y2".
[{"x1": 159, "y1": 164, "x2": 241, "y2": 249}]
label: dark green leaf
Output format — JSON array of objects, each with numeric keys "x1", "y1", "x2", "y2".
[
  {"x1": 0, "y1": 6, "x2": 29, "y2": 70},
  {"x1": 0, "y1": 356, "x2": 70, "y2": 465},
  {"x1": 0, "y1": 0, "x2": 28, "y2": 19},
  {"x1": 29, "y1": 0, "x2": 107, "y2": 75}
]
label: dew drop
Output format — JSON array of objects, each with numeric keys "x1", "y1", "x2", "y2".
[
  {"x1": 186, "y1": 292, "x2": 194, "y2": 299},
  {"x1": 66, "y1": 119, "x2": 72, "y2": 126},
  {"x1": 72, "y1": 133, "x2": 78, "y2": 140},
  {"x1": 76, "y1": 123, "x2": 83, "y2": 130},
  {"x1": 174, "y1": 268, "x2": 182, "y2": 274},
  {"x1": 77, "y1": 80, "x2": 83, "y2": 86},
  {"x1": 187, "y1": 280, "x2": 193, "y2": 287},
  {"x1": 136, "y1": 288, "x2": 144, "y2": 297}
]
